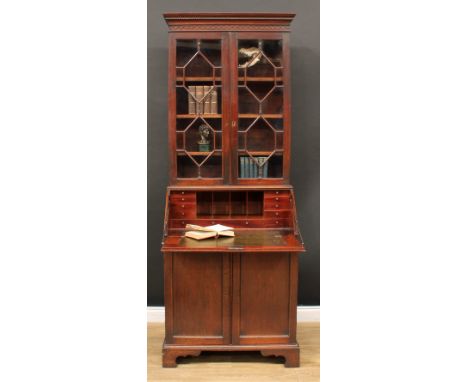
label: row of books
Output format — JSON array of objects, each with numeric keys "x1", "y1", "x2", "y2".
[
  {"x1": 239, "y1": 156, "x2": 269, "y2": 178},
  {"x1": 188, "y1": 86, "x2": 218, "y2": 114}
]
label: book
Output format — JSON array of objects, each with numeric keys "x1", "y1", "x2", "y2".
[
  {"x1": 257, "y1": 157, "x2": 263, "y2": 178},
  {"x1": 240, "y1": 157, "x2": 245, "y2": 178},
  {"x1": 249, "y1": 157, "x2": 254, "y2": 178},
  {"x1": 210, "y1": 88, "x2": 218, "y2": 114},
  {"x1": 201, "y1": 86, "x2": 209, "y2": 114},
  {"x1": 188, "y1": 86, "x2": 196, "y2": 114},
  {"x1": 185, "y1": 224, "x2": 235, "y2": 240},
  {"x1": 257, "y1": 157, "x2": 266, "y2": 178},
  {"x1": 205, "y1": 86, "x2": 214, "y2": 114},
  {"x1": 195, "y1": 86, "x2": 203, "y2": 114},
  {"x1": 203, "y1": 86, "x2": 207, "y2": 114}
]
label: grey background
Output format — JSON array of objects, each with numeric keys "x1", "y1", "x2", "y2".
[{"x1": 148, "y1": 0, "x2": 319, "y2": 306}]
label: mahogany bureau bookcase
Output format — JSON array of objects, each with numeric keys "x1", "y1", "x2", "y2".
[{"x1": 161, "y1": 13, "x2": 305, "y2": 368}]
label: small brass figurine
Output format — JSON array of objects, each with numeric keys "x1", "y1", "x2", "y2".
[{"x1": 198, "y1": 124, "x2": 211, "y2": 152}]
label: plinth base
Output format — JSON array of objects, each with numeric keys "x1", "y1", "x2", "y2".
[{"x1": 162, "y1": 341, "x2": 300, "y2": 368}]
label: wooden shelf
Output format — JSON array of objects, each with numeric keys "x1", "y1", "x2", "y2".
[
  {"x1": 177, "y1": 114, "x2": 282, "y2": 119},
  {"x1": 176, "y1": 76, "x2": 282, "y2": 82},
  {"x1": 238, "y1": 114, "x2": 283, "y2": 119},
  {"x1": 238, "y1": 150, "x2": 283, "y2": 156},
  {"x1": 177, "y1": 151, "x2": 222, "y2": 156},
  {"x1": 238, "y1": 77, "x2": 283, "y2": 82},
  {"x1": 177, "y1": 77, "x2": 221, "y2": 82},
  {"x1": 177, "y1": 114, "x2": 222, "y2": 119}
]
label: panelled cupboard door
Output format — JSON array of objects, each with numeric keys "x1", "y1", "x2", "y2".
[
  {"x1": 165, "y1": 252, "x2": 231, "y2": 345},
  {"x1": 165, "y1": 252, "x2": 297, "y2": 346},
  {"x1": 232, "y1": 252, "x2": 298, "y2": 345},
  {"x1": 170, "y1": 32, "x2": 230, "y2": 185}
]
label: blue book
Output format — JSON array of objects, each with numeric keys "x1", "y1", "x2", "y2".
[
  {"x1": 253, "y1": 158, "x2": 258, "y2": 178},
  {"x1": 240, "y1": 157, "x2": 244, "y2": 178},
  {"x1": 249, "y1": 157, "x2": 254, "y2": 178}
]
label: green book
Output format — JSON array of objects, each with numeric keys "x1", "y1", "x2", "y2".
[{"x1": 240, "y1": 157, "x2": 245, "y2": 178}]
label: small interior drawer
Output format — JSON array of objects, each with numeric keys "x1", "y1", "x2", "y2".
[
  {"x1": 264, "y1": 190, "x2": 290, "y2": 199},
  {"x1": 264, "y1": 210, "x2": 291, "y2": 219},
  {"x1": 169, "y1": 192, "x2": 196, "y2": 203},
  {"x1": 264, "y1": 198, "x2": 292, "y2": 210}
]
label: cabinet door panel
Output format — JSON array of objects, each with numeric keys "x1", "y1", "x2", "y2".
[
  {"x1": 233, "y1": 33, "x2": 289, "y2": 183},
  {"x1": 170, "y1": 33, "x2": 230, "y2": 184},
  {"x1": 233, "y1": 252, "x2": 292, "y2": 344},
  {"x1": 170, "y1": 252, "x2": 230, "y2": 345}
]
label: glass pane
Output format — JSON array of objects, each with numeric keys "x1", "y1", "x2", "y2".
[
  {"x1": 238, "y1": 40, "x2": 282, "y2": 78},
  {"x1": 276, "y1": 131, "x2": 284, "y2": 150},
  {"x1": 177, "y1": 155, "x2": 198, "y2": 178},
  {"x1": 238, "y1": 87, "x2": 259, "y2": 115},
  {"x1": 268, "y1": 155, "x2": 283, "y2": 178},
  {"x1": 237, "y1": 39, "x2": 284, "y2": 179},
  {"x1": 238, "y1": 155, "x2": 272, "y2": 179},
  {"x1": 177, "y1": 85, "x2": 221, "y2": 116},
  {"x1": 176, "y1": 39, "x2": 223, "y2": 179},
  {"x1": 261, "y1": 87, "x2": 283, "y2": 114},
  {"x1": 200, "y1": 40, "x2": 221, "y2": 67},
  {"x1": 176, "y1": 132, "x2": 184, "y2": 149},
  {"x1": 246, "y1": 119, "x2": 275, "y2": 152},
  {"x1": 176, "y1": 40, "x2": 197, "y2": 67},
  {"x1": 200, "y1": 156, "x2": 222, "y2": 178}
]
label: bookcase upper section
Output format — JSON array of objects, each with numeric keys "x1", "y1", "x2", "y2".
[
  {"x1": 163, "y1": 13, "x2": 295, "y2": 32},
  {"x1": 164, "y1": 13, "x2": 295, "y2": 186}
]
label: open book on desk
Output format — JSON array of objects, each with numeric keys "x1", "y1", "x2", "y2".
[{"x1": 184, "y1": 224, "x2": 235, "y2": 240}]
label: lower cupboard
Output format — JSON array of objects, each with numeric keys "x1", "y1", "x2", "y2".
[{"x1": 162, "y1": 251, "x2": 300, "y2": 367}]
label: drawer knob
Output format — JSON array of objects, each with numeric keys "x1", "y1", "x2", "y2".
[
  {"x1": 275, "y1": 212, "x2": 279, "y2": 216},
  {"x1": 182, "y1": 221, "x2": 185, "y2": 225},
  {"x1": 275, "y1": 197, "x2": 279, "y2": 201},
  {"x1": 182, "y1": 198, "x2": 185, "y2": 201},
  {"x1": 181, "y1": 192, "x2": 184, "y2": 195},
  {"x1": 276, "y1": 191, "x2": 279, "y2": 194},
  {"x1": 245, "y1": 221, "x2": 249, "y2": 225},
  {"x1": 182, "y1": 212, "x2": 185, "y2": 216},
  {"x1": 182, "y1": 205, "x2": 185, "y2": 208},
  {"x1": 276, "y1": 221, "x2": 279, "y2": 224},
  {"x1": 275, "y1": 204, "x2": 279, "y2": 208}
]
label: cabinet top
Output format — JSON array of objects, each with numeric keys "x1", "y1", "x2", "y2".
[{"x1": 163, "y1": 12, "x2": 296, "y2": 32}]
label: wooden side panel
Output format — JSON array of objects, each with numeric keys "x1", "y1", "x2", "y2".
[
  {"x1": 164, "y1": 252, "x2": 174, "y2": 343},
  {"x1": 238, "y1": 252, "x2": 291, "y2": 344},
  {"x1": 171, "y1": 252, "x2": 226, "y2": 343}
]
